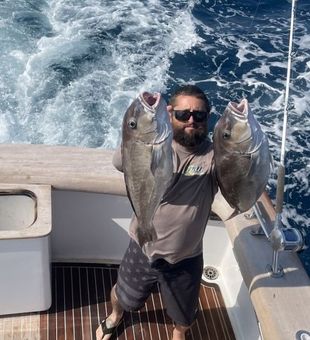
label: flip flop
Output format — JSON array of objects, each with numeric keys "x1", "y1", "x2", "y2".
[{"x1": 98, "y1": 317, "x2": 122, "y2": 339}]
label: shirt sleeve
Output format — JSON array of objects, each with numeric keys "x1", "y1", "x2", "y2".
[{"x1": 112, "y1": 146, "x2": 123, "y2": 172}]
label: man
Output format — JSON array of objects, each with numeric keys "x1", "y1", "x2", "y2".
[{"x1": 96, "y1": 84, "x2": 218, "y2": 340}]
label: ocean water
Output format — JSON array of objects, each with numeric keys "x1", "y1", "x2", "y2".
[{"x1": 0, "y1": 0, "x2": 309, "y2": 273}]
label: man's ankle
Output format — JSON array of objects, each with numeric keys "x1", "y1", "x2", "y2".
[
  {"x1": 105, "y1": 312, "x2": 123, "y2": 327},
  {"x1": 172, "y1": 324, "x2": 190, "y2": 340}
]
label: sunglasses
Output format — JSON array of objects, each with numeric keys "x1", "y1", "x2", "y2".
[{"x1": 173, "y1": 109, "x2": 209, "y2": 123}]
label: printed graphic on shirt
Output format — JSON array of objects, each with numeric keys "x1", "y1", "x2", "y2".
[{"x1": 183, "y1": 164, "x2": 205, "y2": 176}]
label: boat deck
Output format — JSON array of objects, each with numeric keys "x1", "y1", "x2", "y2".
[{"x1": 0, "y1": 263, "x2": 235, "y2": 340}]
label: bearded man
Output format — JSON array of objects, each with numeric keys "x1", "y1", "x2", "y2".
[{"x1": 96, "y1": 85, "x2": 218, "y2": 340}]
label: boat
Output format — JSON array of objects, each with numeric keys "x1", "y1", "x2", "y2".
[
  {"x1": 1, "y1": 2, "x2": 309, "y2": 339},
  {"x1": 0, "y1": 143, "x2": 309, "y2": 340}
]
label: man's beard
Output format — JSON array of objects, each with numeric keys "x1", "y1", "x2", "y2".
[{"x1": 173, "y1": 124, "x2": 208, "y2": 147}]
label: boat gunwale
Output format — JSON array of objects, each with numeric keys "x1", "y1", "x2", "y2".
[{"x1": 1, "y1": 143, "x2": 310, "y2": 339}]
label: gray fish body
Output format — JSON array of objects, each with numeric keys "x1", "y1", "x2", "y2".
[
  {"x1": 213, "y1": 99, "x2": 271, "y2": 213},
  {"x1": 122, "y1": 92, "x2": 173, "y2": 247}
]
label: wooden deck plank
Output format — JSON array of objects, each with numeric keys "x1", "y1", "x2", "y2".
[
  {"x1": 64, "y1": 267, "x2": 74, "y2": 340},
  {"x1": 72, "y1": 267, "x2": 83, "y2": 340},
  {"x1": 0, "y1": 263, "x2": 235, "y2": 340}
]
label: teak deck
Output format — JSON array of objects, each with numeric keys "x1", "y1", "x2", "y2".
[{"x1": 0, "y1": 263, "x2": 235, "y2": 340}]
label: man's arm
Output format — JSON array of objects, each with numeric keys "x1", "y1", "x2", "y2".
[{"x1": 112, "y1": 146, "x2": 123, "y2": 172}]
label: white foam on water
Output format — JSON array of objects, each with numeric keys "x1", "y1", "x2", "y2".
[
  {"x1": 190, "y1": 1, "x2": 310, "y2": 232},
  {"x1": 298, "y1": 33, "x2": 310, "y2": 49},
  {"x1": 0, "y1": 115, "x2": 9, "y2": 142},
  {"x1": 1, "y1": 0, "x2": 202, "y2": 147}
]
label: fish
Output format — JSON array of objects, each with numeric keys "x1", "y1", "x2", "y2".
[
  {"x1": 213, "y1": 98, "x2": 271, "y2": 216},
  {"x1": 121, "y1": 92, "x2": 173, "y2": 247}
]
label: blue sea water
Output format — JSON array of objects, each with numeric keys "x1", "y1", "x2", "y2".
[{"x1": 0, "y1": 0, "x2": 309, "y2": 273}]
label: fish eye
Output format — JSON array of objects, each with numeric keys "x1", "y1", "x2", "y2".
[
  {"x1": 128, "y1": 118, "x2": 137, "y2": 129},
  {"x1": 223, "y1": 131, "x2": 231, "y2": 139}
]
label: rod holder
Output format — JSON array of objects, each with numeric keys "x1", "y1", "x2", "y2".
[
  {"x1": 270, "y1": 226, "x2": 304, "y2": 252},
  {"x1": 268, "y1": 216, "x2": 305, "y2": 277},
  {"x1": 252, "y1": 206, "x2": 306, "y2": 278}
]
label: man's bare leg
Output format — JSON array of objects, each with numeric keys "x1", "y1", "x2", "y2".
[
  {"x1": 96, "y1": 285, "x2": 124, "y2": 340},
  {"x1": 172, "y1": 324, "x2": 190, "y2": 340}
]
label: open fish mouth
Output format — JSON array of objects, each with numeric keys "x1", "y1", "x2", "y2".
[
  {"x1": 139, "y1": 92, "x2": 161, "y2": 111},
  {"x1": 228, "y1": 99, "x2": 249, "y2": 122},
  {"x1": 137, "y1": 91, "x2": 172, "y2": 145}
]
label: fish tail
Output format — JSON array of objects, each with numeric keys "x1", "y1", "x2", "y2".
[{"x1": 136, "y1": 223, "x2": 157, "y2": 247}]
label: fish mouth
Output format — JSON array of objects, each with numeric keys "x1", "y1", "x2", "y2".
[
  {"x1": 228, "y1": 99, "x2": 248, "y2": 122},
  {"x1": 139, "y1": 92, "x2": 161, "y2": 111},
  {"x1": 138, "y1": 91, "x2": 172, "y2": 145}
]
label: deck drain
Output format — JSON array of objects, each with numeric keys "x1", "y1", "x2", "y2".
[
  {"x1": 203, "y1": 266, "x2": 219, "y2": 280},
  {"x1": 296, "y1": 330, "x2": 310, "y2": 340}
]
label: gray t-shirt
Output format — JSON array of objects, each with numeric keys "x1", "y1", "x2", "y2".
[{"x1": 113, "y1": 139, "x2": 218, "y2": 264}]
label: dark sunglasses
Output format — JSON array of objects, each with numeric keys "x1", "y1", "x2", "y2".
[{"x1": 173, "y1": 109, "x2": 208, "y2": 123}]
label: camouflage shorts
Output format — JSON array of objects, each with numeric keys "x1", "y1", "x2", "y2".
[{"x1": 115, "y1": 238, "x2": 203, "y2": 326}]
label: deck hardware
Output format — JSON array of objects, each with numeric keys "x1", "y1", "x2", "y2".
[
  {"x1": 203, "y1": 266, "x2": 219, "y2": 281},
  {"x1": 245, "y1": 210, "x2": 255, "y2": 220},
  {"x1": 251, "y1": 204, "x2": 271, "y2": 240},
  {"x1": 252, "y1": 203, "x2": 305, "y2": 278},
  {"x1": 295, "y1": 330, "x2": 310, "y2": 340},
  {"x1": 250, "y1": 226, "x2": 266, "y2": 236},
  {"x1": 268, "y1": 217, "x2": 305, "y2": 277}
]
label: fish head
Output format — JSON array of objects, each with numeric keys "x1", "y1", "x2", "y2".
[
  {"x1": 122, "y1": 92, "x2": 172, "y2": 145},
  {"x1": 213, "y1": 98, "x2": 271, "y2": 212},
  {"x1": 214, "y1": 99, "x2": 252, "y2": 152}
]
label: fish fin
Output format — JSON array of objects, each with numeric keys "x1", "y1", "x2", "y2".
[
  {"x1": 124, "y1": 179, "x2": 138, "y2": 218},
  {"x1": 150, "y1": 144, "x2": 163, "y2": 176}
]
